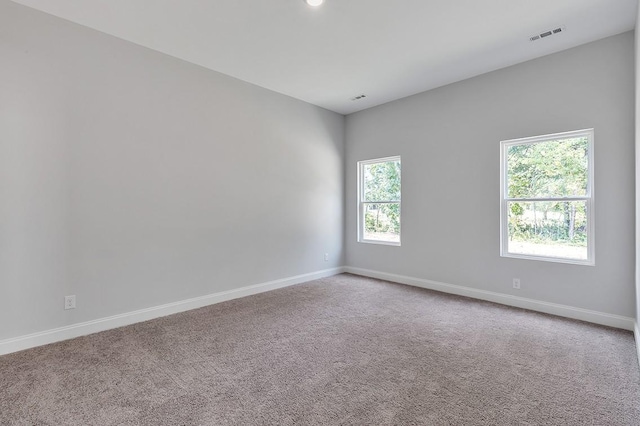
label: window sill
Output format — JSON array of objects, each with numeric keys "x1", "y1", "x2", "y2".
[
  {"x1": 358, "y1": 239, "x2": 401, "y2": 247},
  {"x1": 501, "y1": 252, "x2": 594, "y2": 266}
]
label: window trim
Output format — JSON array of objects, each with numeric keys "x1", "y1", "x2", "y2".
[
  {"x1": 500, "y1": 129, "x2": 595, "y2": 266},
  {"x1": 357, "y1": 155, "x2": 401, "y2": 246}
]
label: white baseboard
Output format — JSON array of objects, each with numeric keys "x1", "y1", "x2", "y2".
[
  {"x1": 345, "y1": 267, "x2": 635, "y2": 331},
  {"x1": 0, "y1": 267, "x2": 345, "y2": 356},
  {"x1": 2, "y1": 266, "x2": 634, "y2": 357},
  {"x1": 635, "y1": 322, "x2": 640, "y2": 368}
]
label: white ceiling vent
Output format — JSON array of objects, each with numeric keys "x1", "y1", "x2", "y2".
[
  {"x1": 530, "y1": 26, "x2": 565, "y2": 42},
  {"x1": 351, "y1": 94, "x2": 367, "y2": 101}
]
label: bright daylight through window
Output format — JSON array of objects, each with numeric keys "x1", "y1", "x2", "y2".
[
  {"x1": 501, "y1": 129, "x2": 594, "y2": 265},
  {"x1": 358, "y1": 156, "x2": 401, "y2": 245}
]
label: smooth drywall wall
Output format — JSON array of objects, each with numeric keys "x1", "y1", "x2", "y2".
[
  {"x1": 0, "y1": 1, "x2": 344, "y2": 340},
  {"x1": 636, "y1": 7, "x2": 640, "y2": 326},
  {"x1": 346, "y1": 32, "x2": 635, "y2": 317}
]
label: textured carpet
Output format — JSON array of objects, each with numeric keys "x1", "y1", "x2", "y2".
[{"x1": 1, "y1": 274, "x2": 639, "y2": 425}]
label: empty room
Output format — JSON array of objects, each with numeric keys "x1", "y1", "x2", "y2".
[{"x1": 1, "y1": 0, "x2": 640, "y2": 424}]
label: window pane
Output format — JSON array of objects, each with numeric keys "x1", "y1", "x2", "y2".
[
  {"x1": 507, "y1": 201, "x2": 587, "y2": 260},
  {"x1": 507, "y1": 137, "x2": 588, "y2": 198},
  {"x1": 363, "y1": 160, "x2": 401, "y2": 202},
  {"x1": 363, "y1": 203, "x2": 400, "y2": 243}
]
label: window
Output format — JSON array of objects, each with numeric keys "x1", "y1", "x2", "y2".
[
  {"x1": 358, "y1": 156, "x2": 401, "y2": 245},
  {"x1": 500, "y1": 129, "x2": 594, "y2": 265}
]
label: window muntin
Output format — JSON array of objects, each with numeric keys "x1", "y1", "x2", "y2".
[
  {"x1": 500, "y1": 129, "x2": 594, "y2": 265},
  {"x1": 358, "y1": 156, "x2": 401, "y2": 245}
]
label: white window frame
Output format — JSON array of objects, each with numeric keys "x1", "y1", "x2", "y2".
[
  {"x1": 500, "y1": 129, "x2": 594, "y2": 266},
  {"x1": 357, "y1": 156, "x2": 401, "y2": 246}
]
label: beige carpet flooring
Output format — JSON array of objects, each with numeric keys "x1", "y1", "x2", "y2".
[{"x1": 1, "y1": 273, "x2": 639, "y2": 425}]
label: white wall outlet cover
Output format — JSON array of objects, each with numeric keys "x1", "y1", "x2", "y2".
[{"x1": 64, "y1": 295, "x2": 76, "y2": 310}]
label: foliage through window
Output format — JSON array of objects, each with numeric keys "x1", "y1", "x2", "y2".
[
  {"x1": 500, "y1": 129, "x2": 594, "y2": 265},
  {"x1": 358, "y1": 156, "x2": 401, "y2": 245}
]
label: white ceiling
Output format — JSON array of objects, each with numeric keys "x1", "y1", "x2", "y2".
[{"x1": 10, "y1": 0, "x2": 638, "y2": 115}]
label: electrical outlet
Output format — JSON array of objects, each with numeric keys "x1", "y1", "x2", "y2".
[
  {"x1": 512, "y1": 278, "x2": 521, "y2": 289},
  {"x1": 64, "y1": 295, "x2": 76, "y2": 310},
  {"x1": 324, "y1": 253, "x2": 329, "y2": 262}
]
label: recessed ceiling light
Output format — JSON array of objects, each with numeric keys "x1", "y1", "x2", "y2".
[{"x1": 305, "y1": 0, "x2": 324, "y2": 6}]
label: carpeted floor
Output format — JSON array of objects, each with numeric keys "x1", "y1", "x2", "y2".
[{"x1": 1, "y1": 274, "x2": 639, "y2": 425}]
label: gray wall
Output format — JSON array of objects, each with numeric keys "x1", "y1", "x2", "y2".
[
  {"x1": 636, "y1": 7, "x2": 640, "y2": 327},
  {"x1": 0, "y1": 1, "x2": 344, "y2": 340},
  {"x1": 346, "y1": 32, "x2": 636, "y2": 317}
]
